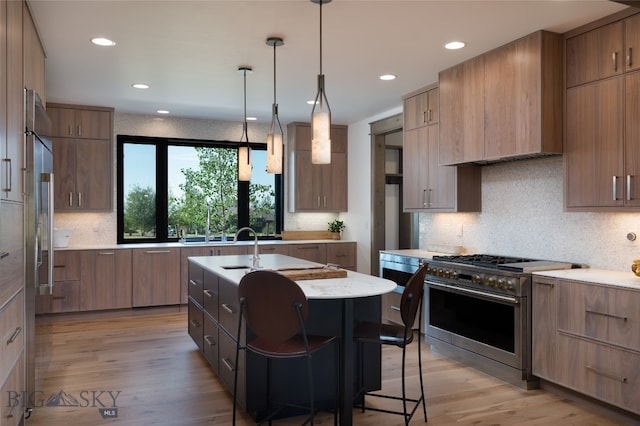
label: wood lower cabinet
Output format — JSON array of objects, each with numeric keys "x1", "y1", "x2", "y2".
[
  {"x1": 288, "y1": 243, "x2": 326, "y2": 264},
  {"x1": 38, "y1": 250, "x2": 81, "y2": 314},
  {"x1": 132, "y1": 248, "x2": 180, "y2": 307},
  {"x1": 80, "y1": 249, "x2": 132, "y2": 311},
  {"x1": 0, "y1": 202, "x2": 23, "y2": 308},
  {"x1": 532, "y1": 275, "x2": 640, "y2": 415},
  {"x1": 326, "y1": 242, "x2": 356, "y2": 270}
]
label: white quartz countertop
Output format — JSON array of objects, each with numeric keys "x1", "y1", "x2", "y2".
[
  {"x1": 379, "y1": 249, "x2": 445, "y2": 259},
  {"x1": 189, "y1": 254, "x2": 397, "y2": 299},
  {"x1": 54, "y1": 239, "x2": 354, "y2": 250},
  {"x1": 533, "y1": 268, "x2": 640, "y2": 290}
]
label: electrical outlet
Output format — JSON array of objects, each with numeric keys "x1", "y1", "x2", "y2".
[{"x1": 457, "y1": 224, "x2": 463, "y2": 237}]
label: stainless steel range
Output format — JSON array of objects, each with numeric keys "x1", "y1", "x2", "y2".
[{"x1": 425, "y1": 254, "x2": 577, "y2": 389}]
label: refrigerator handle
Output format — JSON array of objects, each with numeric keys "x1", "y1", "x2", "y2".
[{"x1": 44, "y1": 173, "x2": 54, "y2": 295}]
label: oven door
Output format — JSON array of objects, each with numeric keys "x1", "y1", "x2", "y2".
[{"x1": 425, "y1": 280, "x2": 526, "y2": 370}]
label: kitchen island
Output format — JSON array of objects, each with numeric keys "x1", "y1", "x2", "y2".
[{"x1": 187, "y1": 254, "x2": 396, "y2": 425}]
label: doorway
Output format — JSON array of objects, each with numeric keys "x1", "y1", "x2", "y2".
[{"x1": 370, "y1": 114, "x2": 417, "y2": 275}]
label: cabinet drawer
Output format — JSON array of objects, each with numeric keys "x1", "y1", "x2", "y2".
[
  {"x1": 326, "y1": 243, "x2": 356, "y2": 270},
  {"x1": 288, "y1": 244, "x2": 326, "y2": 264},
  {"x1": 558, "y1": 333, "x2": 640, "y2": 415},
  {"x1": 219, "y1": 330, "x2": 245, "y2": 407},
  {"x1": 219, "y1": 278, "x2": 240, "y2": 335},
  {"x1": 188, "y1": 261, "x2": 204, "y2": 307},
  {"x1": 0, "y1": 291, "x2": 24, "y2": 386},
  {"x1": 188, "y1": 300, "x2": 204, "y2": 352},
  {"x1": 0, "y1": 352, "x2": 24, "y2": 426},
  {"x1": 50, "y1": 281, "x2": 81, "y2": 313},
  {"x1": 258, "y1": 244, "x2": 289, "y2": 255},
  {"x1": 203, "y1": 313, "x2": 219, "y2": 374},
  {"x1": 0, "y1": 202, "x2": 24, "y2": 306},
  {"x1": 203, "y1": 270, "x2": 219, "y2": 320}
]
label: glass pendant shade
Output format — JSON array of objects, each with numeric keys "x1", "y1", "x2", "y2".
[
  {"x1": 238, "y1": 145, "x2": 252, "y2": 181},
  {"x1": 266, "y1": 132, "x2": 283, "y2": 174}
]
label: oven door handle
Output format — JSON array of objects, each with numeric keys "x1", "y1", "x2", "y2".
[{"x1": 427, "y1": 281, "x2": 519, "y2": 305}]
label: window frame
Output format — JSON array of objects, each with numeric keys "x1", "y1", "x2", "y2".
[{"x1": 116, "y1": 134, "x2": 283, "y2": 244}]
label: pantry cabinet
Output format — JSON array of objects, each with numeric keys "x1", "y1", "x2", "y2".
[
  {"x1": 565, "y1": 12, "x2": 640, "y2": 211},
  {"x1": 402, "y1": 84, "x2": 480, "y2": 212},
  {"x1": 288, "y1": 122, "x2": 348, "y2": 212},
  {"x1": 47, "y1": 103, "x2": 113, "y2": 212},
  {"x1": 532, "y1": 275, "x2": 640, "y2": 415},
  {"x1": 439, "y1": 30, "x2": 563, "y2": 165}
]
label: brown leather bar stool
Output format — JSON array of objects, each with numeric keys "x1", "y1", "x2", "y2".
[
  {"x1": 353, "y1": 262, "x2": 429, "y2": 425},
  {"x1": 232, "y1": 270, "x2": 337, "y2": 425}
]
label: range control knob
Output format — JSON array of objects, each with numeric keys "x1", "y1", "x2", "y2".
[
  {"x1": 488, "y1": 277, "x2": 497, "y2": 288},
  {"x1": 498, "y1": 278, "x2": 506, "y2": 289},
  {"x1": 471, "y1": 274, "x2": 482, "y2": 284},
  {"x1": 507, "y1": 280, "x2": 516, "y2": 291},
  {"x1": 451, "y1": 271, "x2": 459, "y2": 280}
]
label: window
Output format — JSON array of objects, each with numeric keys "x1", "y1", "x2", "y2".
[{"x1": 117, "y1": 135, "x2": 283, "y2": 244}]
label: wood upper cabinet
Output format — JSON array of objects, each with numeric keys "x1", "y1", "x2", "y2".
[
  {"x1": 52, "y1": 137, "x2": 112, "y2": 211},
  {"x1": 288, "y1": 122, "x2": 348, "y2": 212},
  {"x1": 439, "y1": 30, "x2": 562, "y2": 165},
  {"x1": 403, "y1": 87, "x2": 438, "y2": 130},
  {"x1": 624, "y1": 13, "x2": 640, "y2": 73},
  {"x1": 439, "y1": 55, "x2": 485, "y2": 165},
  {"x1": 403, "y1": 86, "x2": 481, "y2": 213},
  {"x1": 47, "y1": 104, "x2": 112, "y2": 140},
  {"x1": 80, "y1": 249, "x2": 132, "y2": 311},
  {"x1": 23, "y1": 3, "x2": 45, "y2": 102},
  {"x1": 566, "y1": 21, "x2": 624, "y2": 88},
  {"x1": 132, "y1": 248, "x2": 181, "y2": 307}
]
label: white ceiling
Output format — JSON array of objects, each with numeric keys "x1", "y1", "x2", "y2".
[{"x1": 28, "y1": 1, "x2": 629, "y2": 127}]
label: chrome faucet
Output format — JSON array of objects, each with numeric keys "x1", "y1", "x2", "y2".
[{"x1": 234, "y1": 226, "x2": 260, "y2": 269}]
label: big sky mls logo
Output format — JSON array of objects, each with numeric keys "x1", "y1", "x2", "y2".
[{"x1": 7, "y1": 389, "x2": 121, "y2": 419}]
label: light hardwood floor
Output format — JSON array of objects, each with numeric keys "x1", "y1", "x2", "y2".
[{"x1": 25, "y1": 309, "x2": 636, "y2": 425}]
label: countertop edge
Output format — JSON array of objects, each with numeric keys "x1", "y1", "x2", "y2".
[{"x1": 533, "y1": 268, "x2": 640, "y2": 290}]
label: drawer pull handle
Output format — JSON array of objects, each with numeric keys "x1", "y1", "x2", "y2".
[
  {"x1": 203, "y1": 289, "x2": 214, "y2": 298},
  {"x1": 221, "y1": 357, "x2": 235, "y2": 372},
  {"x1": 2, "y1": 158, "x2": 11, "y2": 192},
  {"x1": 98, "y1": 252, "x2": 115, "y2": 256},
  {"x1": 0, "y1": 252, "x2": 9, "y2": 260},
  {"x1": 585, "y1": 309, "x2": 627, "y2": 322},
  {"x1": 628, "y1": 47, "x2": 633, "y2": 67},
  {"x1": 190, "y1": 319, "x2": 200, "y2": 328},
  {"x1": 7, "y1": 326, "x2": 22, "y2": 344},
  {"x1": 299, "y1": 246, "x2": 319, "y2": 250},
  {"x1": 189, "y1": 279, "x2": 198, "y2": 287},
  {"x1": 144, "y1": 250, "x2": 171, "y2": 254},
  {"x1": 222, "y1": 303, "x2": 234, "y2": 314},
  {"x1": 534, "y1": 281, "x2": 554, "y2": 288},
  {"x1": 613, "y1": 51, "x2": 619, "y2": 71},
  {"x1": 204, "y1": 335, "x2": 216, "y2": 346},
  {"x1": 390, "y1": 305, "x2": 401, "y2": 312},
  {"x1": 586, "y1": 365, "x2": 627, "y2": 383},
  {"x1": 52, "y1": 296, "x2": 65, "y2": 300}
]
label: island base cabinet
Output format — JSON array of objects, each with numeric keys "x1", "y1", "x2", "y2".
[
  {"x1": 557, "y1": 333, "x2": 640, "y2": 415},
  {"x1": 188, "y1": 300, "x2": 204, "y2": 352},
  {"x1": 202, "y1": 313, "x2": 219, "y2": 374},
  {"x1": 219, "y1": 330, "x2": 246, "y2": 409}
]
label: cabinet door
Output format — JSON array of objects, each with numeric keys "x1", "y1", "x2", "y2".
[
  {"x1": 426, "y1": 124, "x2": 455, "y2": 210},
  {"x1": 75, "y1": 109, "x2": 112, "y2": 139},
  {"x1": 48, "y1": 107, "x2": 76, "y2": 138},
  {"x1": 326, "y1": 242, "x2": 356, "y2": 270},
  {"x1": 438, "y1": 56, "x2": 485, "y2": 165},
  {"x1": 624, "y1": 14, "x2": 640, "y2": 73},
  {"x1": 402, "y1": 127, "x2": 427, "y2": 210},
  {"x1": 132, "y1": 248, "x2": 180, "y2": 307},
  {"x1": 624, "y1": 72, "x2": 640, "y2": 206},
  {"x1": 565, "y1": 78, "x2": 624, "y2": 209},
  {"x1": 566, "y1": 21, "x2": 623, "y2": 88},
  {"x1": 181, "y1": 247, "x2": 212, "y2": 304},
  {"x1": 0, "y1": 202, "x2": 23, "y2": 307},
  {"x1": 75, "y1": 138, "x2": 112, "y2": 210},
  {"x1": 52, "y1": 138, "x2": 77, "y2": 210},
  {"x1": 81, "y1": 249, "x2": 132, "y2": 311},
  {"x1": 531, "y1": 277, "x2": 558, "y2": 380}
]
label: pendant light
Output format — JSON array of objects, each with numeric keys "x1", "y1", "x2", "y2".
[
  {"x1": 238, "y1": 66, "x2": 252, "y2": 181},
  {"x1": 311, "y1": 0, "x2": 332, "y2": 165},
  {"x1": 266, "y1": 37, "x2": 284, "y2": 174}
]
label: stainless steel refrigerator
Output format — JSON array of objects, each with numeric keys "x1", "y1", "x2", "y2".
[{"x1": 24, "y1": 88, "x2": 54, "y2": 415}]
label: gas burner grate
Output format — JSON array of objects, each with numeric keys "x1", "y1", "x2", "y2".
[{"x1": 431, "y1": 254, "x2": 538, "y2": 268}]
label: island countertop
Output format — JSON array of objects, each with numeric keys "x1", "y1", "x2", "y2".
[{"x1": 188, "y1": 253, "x2": 396, "y2": 299}]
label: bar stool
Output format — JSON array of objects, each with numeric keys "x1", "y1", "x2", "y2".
[
  {"x1": 353, "y1": 262, "x2": 429, "y2": 425},
  {"x1": 232, "y1": 270, "x2": 337, "y2": 425}
]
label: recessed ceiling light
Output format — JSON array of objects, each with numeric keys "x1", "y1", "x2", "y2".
[
  {"x1": 445, "y1": 41, "x2": 466, "y2": 50},
  {"x1": 157, "y1": 110, "x2": 170, "y2": 114},
  {"x1": 91, "y1": 37, "x2": 116, "y2": 47},
  {"x1": 247, "y1": 117, "x2": 257, "y2": 121},
  {"x1": 379, "y1": 74, "x2": 396, "y2": 81},
  {"x1": 307, "y1": 100, "x2": 318, "y2": 105},
  {"x1": 132, "y1": 83, "x2": 149, "y2": 89}
]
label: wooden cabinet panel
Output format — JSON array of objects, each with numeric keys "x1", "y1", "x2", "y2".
[
  {"x1": 48, "y1": 105, "x2": 112, "y2": 140},
  {"x1": 0, "y1": 291, "x2": 24, "y2": 386},
  {"x1": 202, "y1": 313, "x2": 219, "y2": 374},
  {"x1": 624, "y1": 71, "x2": 640, "y2": 207},
  {"x1": 531, "y1": 277, "x2": 558, "y2": 380},
  {"x1": 132, "y1": 248, "x2": 180, "y2": 307},
  {"x1": 402, "y1": 126, "x2": 427, "y2": 210},
  {"x1": 23, "y1": 4, "x2": 45, "y2": 100},
  {"x1": 257, "y1": 244, "x2": 288, "y2": 256},
  {"x1": 211, "y1": 245, "x2": 248, "y2": 257},
  {"x1": 403, "y1": 88, "x2": 438, "y2": 130},
  {"x1": 50, "y1": 280, "x2": 81, "y2": 313},
  {"x1": 203, "y1": 269, "x2": 219, "y2": 320},
  {"x1": 326, "y1": 242, "x2": 356, "y2": 270},
  {"x1": 565, "y1": 78, "x2": 624, "y2": 209},
  {"x1": 80, "y1": 249, "x2": 132, "y2": 311},
  {"x1": 53, "y1": 137, "x2": 112, "y2": 211},
  {"x1": 0, "y1": 351, "x2": 24, "y2": 426},
  {"x1": 566, "y1": 21, "x2": 623, "y2": 88},
  {"x1": 0, "y1": 202, "x2": 23, "y2": 308},
  {"x1": 288, "y1": 243, "x2": 326, "y2": 264},
  {"x1": 187, "y1": 257, "x2": 205, "y2": 307},
  {"x1": 439, "y1": 56, "x2": 485, "y2": 165},
  {"x1": 181, "y1": 247, "x2": 212, "y2": 304},
  {"x1": 218, "y1": 277, "x2": 240, "y2": 335},
  {"x1": 188, "y1": 299, "x2": 204, "y2": 352},
  {"x1": 288, "y1": 122, "x2": 348, "y2": 212}
]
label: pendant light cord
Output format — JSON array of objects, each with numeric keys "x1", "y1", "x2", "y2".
[
  {"x1": 243, "y1": 68, "x2": 248, "y2": 144},
  {"x1": 319, "y1": 1, "x2": 323, "y2": 76}
]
